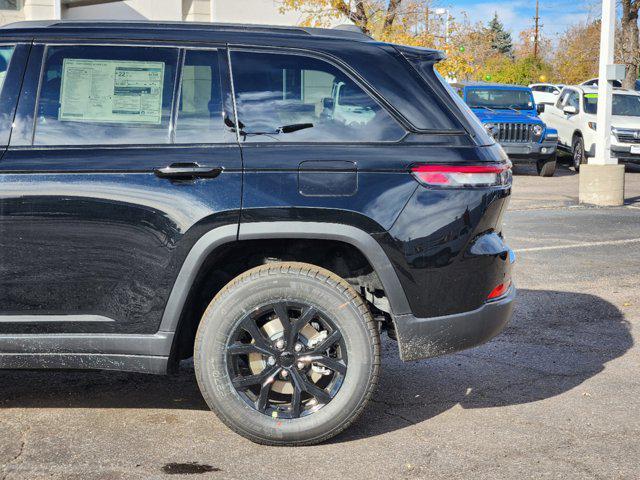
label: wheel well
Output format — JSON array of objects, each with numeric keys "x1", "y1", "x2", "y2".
[
  {"x1": 170, "y1": 239, "x2": 385, "y2": 363},
  {"x1": 572, "y1": 130, "x2": 583, "y2": 143}
]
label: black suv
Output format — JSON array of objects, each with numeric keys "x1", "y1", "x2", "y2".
[{"x1": 0, "y1": 21, "x2": 515, "y2": 445}]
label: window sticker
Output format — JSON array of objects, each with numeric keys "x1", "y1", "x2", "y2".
[
  {"x1": 59, "y1": 59, "x2": 165, "y2": 124},
  {"x1": 584, "y1": 93, "x2": 598, "y2": 99}
]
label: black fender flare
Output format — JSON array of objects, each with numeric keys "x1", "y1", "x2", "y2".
[{"x1": 158, "y1": 221, "x2": 411, "y2": 334}]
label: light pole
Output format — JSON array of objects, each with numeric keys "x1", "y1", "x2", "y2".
[{"x1": 579, "y1": 0, "x2": 625, "y2": 206}]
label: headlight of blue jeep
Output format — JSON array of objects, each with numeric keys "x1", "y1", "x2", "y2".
[
  {"x1": 532, "y1": 124, "x2": 544, "y2": 138},
  {"x1": 484, "y1": 123, "x2": 498, "y2": 137}
]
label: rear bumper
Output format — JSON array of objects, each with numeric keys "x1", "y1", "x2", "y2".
[{"x1": 392, "y1": 285, "x2": 516, "y2": 361}]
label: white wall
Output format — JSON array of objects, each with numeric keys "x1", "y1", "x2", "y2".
[
  {"x1": 64, "y1": 0, "x2": 182, "y2": 21},
  {"x1": 183, "y1": 0, "x2": 209, "y2": 22},
  {"x1": 23, "y1": 0, "x2": 55, "y2": 21},
  {"x1": 0, "y1": 7, "x2": 25, "y2": 25},
  {"x1": 212, "y1": 0, "x2": 305, "y2": 25},
  {"x1": 63, "y1": 1, "x2": 147, "y2": 20},
  {"x1": 64, "y1": 0, "x2": 306, "y2": 24},
  {"x1": 2, "y1": 0, "x2": 350, "y2": 26}
]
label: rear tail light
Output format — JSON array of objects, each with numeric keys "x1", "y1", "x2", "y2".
[
  {"x1": 487, "y1": 280, "x2": 512, "y2": 300},
  {"x1": 411, "y1": 163, "x2": 512, "y2": 188}
]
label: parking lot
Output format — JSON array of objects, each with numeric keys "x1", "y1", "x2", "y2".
[{"x1": 1, "y1": 163, "x2": 639, "y2": 480}]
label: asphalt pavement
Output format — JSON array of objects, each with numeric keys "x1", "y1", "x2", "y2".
[{"x1": 1, "y1": 163, "x2": 639, "y2": 479}]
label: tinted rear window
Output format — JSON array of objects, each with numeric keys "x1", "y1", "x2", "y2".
[{"x1": 230, "y1": 50, "x2": 405, "y2": 142}]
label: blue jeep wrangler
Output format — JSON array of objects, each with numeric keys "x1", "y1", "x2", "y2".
[{"x1": 453, "y1": 82, "x2": 559, "y2": 177}]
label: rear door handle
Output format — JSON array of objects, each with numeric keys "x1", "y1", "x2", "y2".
[{"x1": 154, "y1": 163, "x2": 223, "y2": 179}]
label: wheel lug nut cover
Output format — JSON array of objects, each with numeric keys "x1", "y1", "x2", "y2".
[
  {"x1": 297, "y1": 361, "x2": 305, "y2": 370},
  {"x1": 267, "y1": 356, "x2": 276, "y2": 366},
  {"x1": 294, "y1": 343, "x2": 303, "y2": 352},
  {"x1": 275, "y1": 339, "x2": 284, "y2": 349}
]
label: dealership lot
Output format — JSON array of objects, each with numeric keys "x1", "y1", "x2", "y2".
[{"x1": 1, "y1": 165, "x2": 639, "y2": 480}]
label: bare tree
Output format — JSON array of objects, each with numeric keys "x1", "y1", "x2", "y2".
[
  {"x1": 278, "y1": 0, "x2": 410, "y2": 36},
  {"x1": 331, "y1": 1, "x2": 371, "y2": 33},
  {"x1": 620, "y1": 0, "x2": 640, "y2": 89}
]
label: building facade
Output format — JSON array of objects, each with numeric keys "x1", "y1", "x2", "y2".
[{"x1": 0, "y1": 0, "x2": 313, "y2": 25}]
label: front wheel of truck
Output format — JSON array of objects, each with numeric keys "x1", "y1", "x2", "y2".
[
  {"x1": 194, "y1": 262, "x2": 380, "y2": 446},
  {"x1": 536, "y1": 157, "x2": 557, "y2": 177},
  {"x1": 572, "y1": 136, "x2": 586, "y2": 172}
]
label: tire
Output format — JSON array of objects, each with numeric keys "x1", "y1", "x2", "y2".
[
  {"x1": 536, "y1": 158, "x2": 557, "y2": 177},
  {"x1": 194, "y1": 262, "x2": 380, "y2": 446},
  {"x1": 572, "y1": 136, "x2": 586, "y2": 172}
]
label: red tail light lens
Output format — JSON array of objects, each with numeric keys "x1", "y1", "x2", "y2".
[
  {"x1": 487, "y1": 281, "x2": 511, "y2": 300},
  {"x1": 411, "y1": 163, "x2": 512, "y2": 188}
]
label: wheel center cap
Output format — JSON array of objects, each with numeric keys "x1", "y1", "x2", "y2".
[{"x1": 278, "y1": 352, "x2": 295, "y2": 368}]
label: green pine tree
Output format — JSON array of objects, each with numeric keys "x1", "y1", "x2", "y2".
[{"x1": 487, "y1": 13, "x2": 514, "y2": 57}]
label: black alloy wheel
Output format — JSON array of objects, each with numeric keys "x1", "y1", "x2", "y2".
[{"x1": 226, "y1": 301, "x2": 348, "y2": 419}]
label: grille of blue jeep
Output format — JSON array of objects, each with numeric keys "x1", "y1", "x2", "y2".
[{"x1": 496, "y1": 123, "x2": 532, "y2": 143}]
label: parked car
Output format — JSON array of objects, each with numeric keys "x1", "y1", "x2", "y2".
[
  {"x1": 453, "y1": 82, "x2": 559, "y2": 176},
  {"x1": 540, "y1": 85, "x2": 640, "y2": 170},
  {"x1": 0, "y1": 21, "x2": 515, "y2": 446},
  {"x1": 580, "y1": 78, "x2": 640, "y2": 91},
  {"x1": 529, "y1": 82, "x2": 563, "y2": 106}
]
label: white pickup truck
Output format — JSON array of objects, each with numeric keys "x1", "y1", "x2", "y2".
[{"x1": 540, "y1": 85, "x2": 640, "y2": 170}]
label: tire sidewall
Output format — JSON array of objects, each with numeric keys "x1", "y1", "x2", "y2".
[
  {"x1": 573, "y1": 137, "x2": 584, "y2": 171},
  {"x1": 536, "y1": 158, "x2": 556, "y2": 177},
  {"x1": 194, "y1": 268, "x2": 376, "y2": 444}
]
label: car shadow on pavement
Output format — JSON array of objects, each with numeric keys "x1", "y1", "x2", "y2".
[
  {"x1": 336, "y1": 288, "x2": 632, "y2": 442},
  {"x1": 0, "y1": 289, "x2": 632, "y2": 443}
]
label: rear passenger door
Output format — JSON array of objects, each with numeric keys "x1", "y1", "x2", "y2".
[
  {"x1": 0, "y1": 42, "x2": 242, "y2": 335},
  {"x1": 229, "y1": 48, "x2": 415, "y2": 232}
]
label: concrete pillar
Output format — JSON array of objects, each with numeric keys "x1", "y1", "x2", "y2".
[
  {"x1": 579, "y1": 0, "x2": 625, "y2": 206},
  {"x1": 578, "y1": 165, "x2": 625, "y2": 206}
]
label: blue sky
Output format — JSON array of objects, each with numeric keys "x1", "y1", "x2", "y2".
[{"x1": 448, "y1": 0, "x2": 598, "y2": 38}]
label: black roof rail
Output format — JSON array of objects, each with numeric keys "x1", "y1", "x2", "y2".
[
  {"x1": 0, "y1": 20, "x2": 373, "y2": 41},
  {"x1": 1, "y1": 20, "x2": 60, "y2": 29}
]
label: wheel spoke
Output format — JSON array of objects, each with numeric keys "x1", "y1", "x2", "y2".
[
  {"x1": 287, "y1": 306, "x2": 317, "y2": 347},
  {"x1": 256, "y1": 376, "x2": 275, "y2": 412},
  {"x1": 239, "y1": 316, "x2": 274, "y2": 352},
  {"x1": 232, "y1": 364, "x2": 280, "y2": 390},
  {"x1": 227, "y1": 342, "x2": 272, "y2": 356},
  {"x1": 312, "y1": 355, "x2": 347, "y2": 376},
  {"x1": 290, "y1": 380, "x2": 302, "y2": 418},
  {"x1": 291, "y1": 368, "x2": 332, "y2": 405},
  {"x1": 309, "y1": 329, "x2": 342, "y2": 354},
  {"x1": 272, "y1": 302, "x2": 291, "y2": 344}
]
